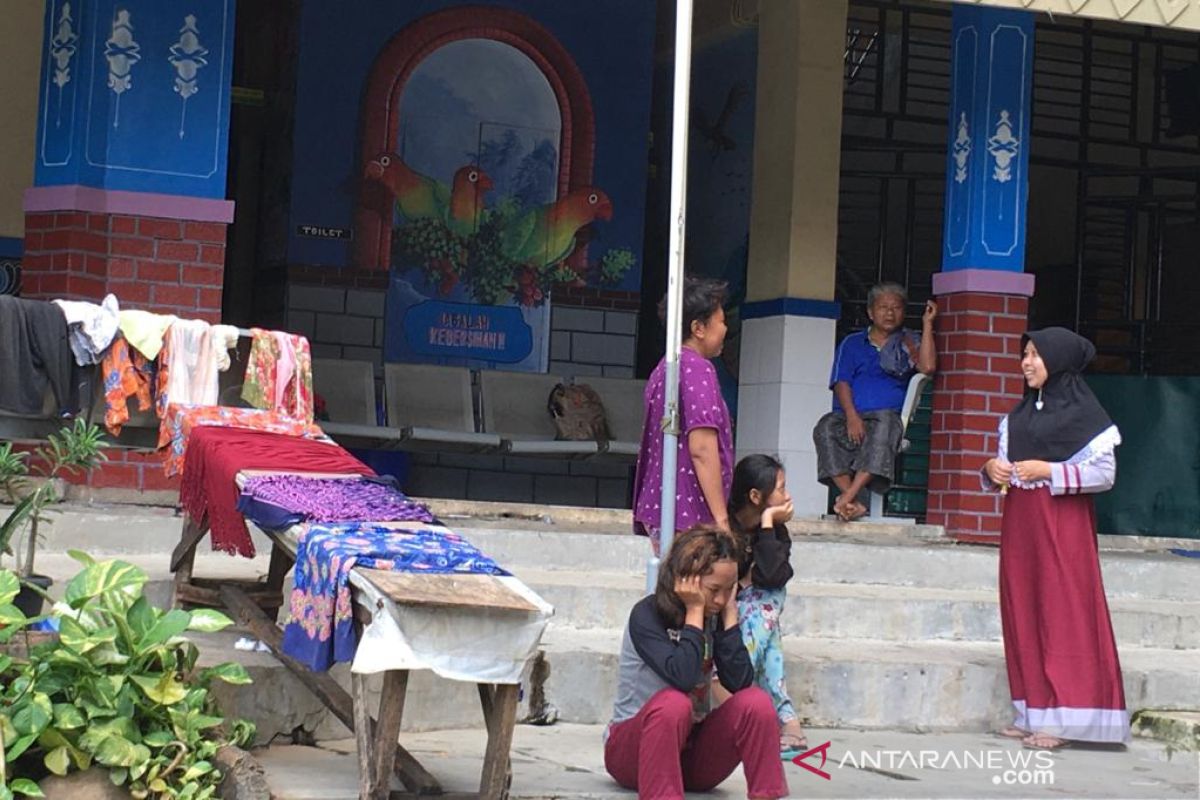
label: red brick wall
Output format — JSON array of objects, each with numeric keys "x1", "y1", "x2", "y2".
[
  {"x1": 22, "y1": 211, "x2": 227, "y2": 322},
  {"x1": 926, "y1": 292, "x2": 1030, "y2": 539},
  {"x1": 17, "y1": 210, "x2": 228, "y2": 495}
]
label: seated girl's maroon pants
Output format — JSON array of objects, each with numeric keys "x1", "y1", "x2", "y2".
[{"x1": 604, "y1": 687, "x2": 788, "y2": 800}]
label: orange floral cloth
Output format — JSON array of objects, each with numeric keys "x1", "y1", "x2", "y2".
[
  {"x1": 161, "y1": 403, "x2": 330, "y2": 477},
  {"x1": 101, "y1": 335, "x2": 156, "y2": 436}
]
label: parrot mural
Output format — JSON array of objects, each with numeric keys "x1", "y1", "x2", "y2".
[
  {"x1": 363, "y1": 151, "x2": 450, "y2": 222},
  {"x1": 446, "y1": 165, "x2": 495, "y2": 236},
  {"x1": 499, "y1": 187, "x2": 613, "y2": 269}
]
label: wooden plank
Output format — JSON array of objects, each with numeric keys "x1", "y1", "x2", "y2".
[
  {"x1": 218, "y1": 586, "x2": 441, "y2": 795},
  {"x1": 170, "y1": 514, "x2": 209, "y2": 572},
  {"x1": 371, "y1": 671, "x2": 409, "y2": 797},
  {"x1": 353, "y1": 673, "x2": 378, "y2": 800},
  {"x1": 358, "y1": 570, "x2": 539, "y2": 614},
  {"x1": 478, "y1": 683, "x2": 518, "y2": 800}
]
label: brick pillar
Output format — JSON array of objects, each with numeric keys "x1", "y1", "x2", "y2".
[
  {"x1": 927, "y1": 274, "x2": 1033, "y2": 539},
  {"x1": 22, "y1": 207, "x2": 227, "y2": 321}
]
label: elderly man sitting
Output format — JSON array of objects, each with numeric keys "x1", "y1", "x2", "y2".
[{"x1": 813, "y1": 282, "x2": 937, "y2": 521}]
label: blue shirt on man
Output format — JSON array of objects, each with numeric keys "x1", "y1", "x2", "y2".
[{"x1": 829, "y1": 329, "x2": 909, "y2": 414}]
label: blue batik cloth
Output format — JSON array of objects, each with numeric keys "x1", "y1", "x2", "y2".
[{"x1": 281, "y1": 523, "x2": 509, "y2": 671}]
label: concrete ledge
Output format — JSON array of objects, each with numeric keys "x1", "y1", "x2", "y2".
[{"x1": 1132, "y1": 710, "x2": 1200, "y2": 751}]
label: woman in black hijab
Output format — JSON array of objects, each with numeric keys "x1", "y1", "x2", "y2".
[{"x1": 982, "y1": 328, "x2": 1128, "y2": 751}]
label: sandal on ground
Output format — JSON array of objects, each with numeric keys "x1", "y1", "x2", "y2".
[
  {"x1": 998, "y1": 726, "x2": 1030, "y2": 739},
  {"x1": 780, "y1": 731, "x2": 808, "y2": 760},
  {"x1": 1022, "y1": 732, "x2": 1071, "y2": 751}
]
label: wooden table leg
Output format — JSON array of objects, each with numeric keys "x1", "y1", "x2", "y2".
[
  {"x1": 170, "y1": 514, "x2": 208, "y2": 609},
  {"x1": 353, "y1": 673, "x2": 377, "y2": 800},
  {"x1": 477, "y1": 683, "x2": 518, "y2": 800},
  {"x1": 371, "y1": 670, "x2": 409, "y2": 798},
  {"x1": 219, "y1": 586, "x2": 441, "y2": 795}
]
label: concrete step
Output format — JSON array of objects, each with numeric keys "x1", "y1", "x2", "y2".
[
  {"x1": 536, "y1": 627, "x2": 1200, "y2": 732},
  {"x1": 27, "y1": 553, "x2": 1200, "y2": 653},
  {"x1": 26, "y1": 505, "x2": 1200, "y2": 602},
  {"x1": 519, "y1": 568, "x2": 1200, "y2": 650}
]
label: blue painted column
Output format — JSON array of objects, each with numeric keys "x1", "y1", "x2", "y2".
[
  {"x1": 23, "y1": 0, "x2": 236, "y2": 313},
  {"x1": 930, "y1": 6, "x2": 1036, "y2": 540},
  {"x1": 34, "y1": 0, "x2": 236, "y2": 198},
  {"x1": 941, "y1": 5, "x2": 1035, "y2": 275}
]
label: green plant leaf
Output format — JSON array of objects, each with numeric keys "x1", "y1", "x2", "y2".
[
  {"x1": 201, "y1": 662, "x2": 252, "y2": 686},
  {"x1": 0, "y1": 603, "x2": 27, "y2": 626},
  {"x1": 8, "y1": 779, "x2": 44, "y2": 798},
  {"x1": 57, "y1": 616, "x2": 118, "y2": 654},
  {"x1": 142, "y1": 730, "x2": 174, "y2": 747},
  {"x1": 87, "y1": 641, "x2": 130, "y2": 667},
  {"x1": 126, "y1": 596, "x2": 156, "y2": 640},
  {"x1": 109, "y1": 768, "x2": 129, "y2": 786},
  {"x1": 0, "y1": 785, "x2": 12, "y2": 800},
  {"x1": 148, "y1": 778, "x2": 168, "y2": 794},
  {"x1": 6, "y1": 733, "x2": 37, "y2": 762},
  {"x1": 138, "y1": 608, "x2": 191, "y2": 651},
  {"x1": 185, "y1": 609, "x2": 233, "y2": 633},
  {"x1": 52, "y1": 702, "x2": 86, "y2": 730},
  {"x1": 64, "y1": 560, "x2": 148, "y2": 608},
  {"x1": 44, "y1": 745, "x2": 71, "y2": 776},
  {"x1": 12, "y1": 693, "x2": 52, "y2": 736},
  {"x1": 132, "y1": 673, "x2": 189, "y2": 706},
  {"x1": 0, "y1": 570, "x2": 19, "y2": 605},
  {"x1": 66, "y1": 549, "x2": 95, "y2": 567},
  {"x1": 93, "y1": 735, "x2": 151, "y2": 768},
  {"x1": 182, "y1": 760, "x2": 213, "y2": 782}
]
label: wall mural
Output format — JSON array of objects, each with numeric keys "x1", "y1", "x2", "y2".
[{"x1": 289, "y1": 1, "x2": 655, "y2": 372}]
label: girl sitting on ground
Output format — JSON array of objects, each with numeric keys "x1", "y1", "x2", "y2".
[
  {"x1": 728, "y1": 454, "x2": 806, "y2": 760},
  {"x1": 604, "y1": 526, "x2": 788, "y2": 800}
]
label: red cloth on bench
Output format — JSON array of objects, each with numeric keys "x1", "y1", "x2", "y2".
[{"x1": 180, "y1": 427, "x2": 371, "y2": 557}]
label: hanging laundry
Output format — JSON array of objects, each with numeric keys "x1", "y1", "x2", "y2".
[
  {"x1": 178, "y1": 427, "x2": 369, "y2": 558},
  {"x1": 101, "y1": 335, "x2": 156, "y2": 436},
  {"x1": 241, "y1": 328, "x2": 314, "y2": 423},
  {"x1": 53, "y1": 293, "x2": 120, "y2": 366},
  {"x1": 160, "y1": 321, "x2": 240, "y2": 408},
  {"x1": 0, "y1": 296, "x2": 77, "y2": 416},
  {"x1": 282, "y1": 523, "x2": 508, "y2": 671},
  {"x1": 118, "y1": 309, "x2": 177, "y2": 360}
]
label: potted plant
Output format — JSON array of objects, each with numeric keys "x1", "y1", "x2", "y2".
[
  {"x1": 0, "y1": 556, "x2": 256, "y2": 799},
  {"x1": 0, "y1": 419, "x2": 107, "y2": 617}
]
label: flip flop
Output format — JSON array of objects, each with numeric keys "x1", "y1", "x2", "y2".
[
  {"x1": 1022, "y1": 733, "x2": 1071, "y2": 751},
  {"x1": 998, "y1": 726, "x2": 1030, "y2": 739},
  {"x1": 780, "y1": 732, "x2": 808, "y2": 761}
]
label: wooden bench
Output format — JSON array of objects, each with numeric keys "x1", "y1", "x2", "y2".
[{"x1": 170, "y1": 470, "x2": 548, "y2": 799}]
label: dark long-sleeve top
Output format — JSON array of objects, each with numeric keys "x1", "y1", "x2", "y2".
[
  {"x1": 608, "y1": 594, "x2": 754, "y2": 731},
  {"x1": 735, "y1": 522, "x2": 794, "y2": 589},
  {"x1": 0, "y1": 296, "x2": 77, "y2": 416}
]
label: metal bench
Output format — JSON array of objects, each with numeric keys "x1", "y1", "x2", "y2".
[{"x1": 479, "y1": 370, "x2": 601, "y2": 458}]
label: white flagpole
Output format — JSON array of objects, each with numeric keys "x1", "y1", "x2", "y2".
[{"x1": 647, "y1": 0, "x2": 696, "y2": 593}]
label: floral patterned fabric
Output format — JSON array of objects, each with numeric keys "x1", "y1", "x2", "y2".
[
  {"x1": 241, "y1": 329, "x2": 314, "y2": 423},
  {"x1": 161, "y1": 403, "x2": 330, "y2": 477},
  {"x1": 281, "y1": 524, "x2": 509, "y2": 671},
  {"x1": 101, "y1": 335, "x2": 157, "y2": 436},
  {"x1": 737, "y1": 584, "x2": 797, "y2": 725}
]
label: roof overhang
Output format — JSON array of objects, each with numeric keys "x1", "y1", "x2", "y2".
[{"x1": 933, "y1": 0, "x2": 1200, "y2": 32}]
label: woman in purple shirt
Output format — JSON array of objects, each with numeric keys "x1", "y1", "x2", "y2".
[{"x1": 632, "y1": 276, "x2": 734, "y2": 556}]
